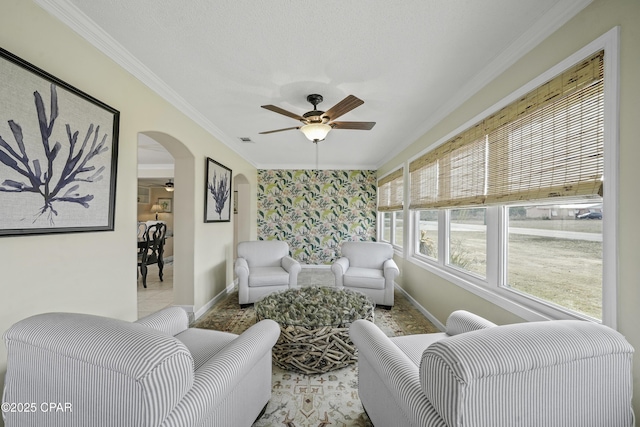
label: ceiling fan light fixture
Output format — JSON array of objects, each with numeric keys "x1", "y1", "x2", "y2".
[
  {"x1": 300, "y1": 123, "x2": 331, "y2": 142},
  {"x1": 165, "y1": 179, "x2": 174, "y2": 192}
]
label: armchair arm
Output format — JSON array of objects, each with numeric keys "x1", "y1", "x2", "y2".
[
  {"x1": 281, "y1": 255, "x2": 300, "y2": 273},
  {"x1": 234, "y1": 257, "x2": 249, "y2": 280},
  {"x1": 444, "y1": 310, "x2": 496, "y2": 336},
  {"x1": 350, "y1": 319, "x2": 435, "y2": 427},
  {"x1": 161, "y1": 319, "x2": 280, "y2": 426},
  {"x1": 3, "y1": 313, "x2": 194, "y2": 427},
  {"x1": 135, "y1": 306, "x2": 189, "y2": 336},
  {"x1": 331, "y1": 257, "x2": 350, "y2": 286},
  {"x1": 383, "y1": 258, "x2": 399, "y2": 280},
  {"x1": 281, "y1": 256, "x2": 302, "y2": 286},
  {"x1": 421, "y1": 320, "x2": 635, "y2": 426}
]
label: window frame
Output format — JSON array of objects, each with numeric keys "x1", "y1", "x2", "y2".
[
  {"x1": 378, "y1": 210, "x2": 404, "y2": 253},
  {"x1": 405, "y1": 28, "x2": 619, "y2": 327}
]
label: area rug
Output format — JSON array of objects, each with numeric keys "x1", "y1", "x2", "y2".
[{"x1": 193, "y1": 270, "x2": 439, "y2": 427}]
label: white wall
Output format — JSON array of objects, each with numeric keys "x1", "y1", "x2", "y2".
[
  {"x1": 0, "y1": 0, "x2": 258, "y2": 416},
  {"x1": 377, "y1": 0, "x2": 640, "y2": 417}
]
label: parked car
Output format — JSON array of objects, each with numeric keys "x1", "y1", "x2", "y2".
[{"x1": 577, "y1": 211, "x2": 602, "y2": 219}]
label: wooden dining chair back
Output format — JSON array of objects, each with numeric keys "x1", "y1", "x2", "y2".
[
  {"x1": 137, "y1": 221, "x2": 148, "y2": 239},
  {"x1": 138, "y1": 222, "x2": 167, "y2": 288}
]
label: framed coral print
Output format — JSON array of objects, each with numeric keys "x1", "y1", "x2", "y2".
[
  {"x1": 205, "y1": 157, "x2": 232, "y2": 222},
  {"x1": 0, "y1": 47, "x2": 119, "y2": 237}
]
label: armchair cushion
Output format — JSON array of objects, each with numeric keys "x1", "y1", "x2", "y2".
[
  {"x1": 344, "y1": 267, "x2": 385, "y2": 289},
  {"x1": 248, "y1": 266, "x2": 290, "y2": 287},
  {"x1": 174, "y1": 327, "x2": 237, "y2": 370}
]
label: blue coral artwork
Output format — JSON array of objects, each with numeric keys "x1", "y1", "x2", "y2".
[
  {"x1": 205, "y1": 157, "x2": 232, "y2": 222},
  {"x1": 0, "y1": 48, "x2": 119, "y2": 237}
]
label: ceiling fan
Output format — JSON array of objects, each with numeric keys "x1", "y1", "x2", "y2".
[{"x1": 260, "y1": 94, "x2": 375, "y2": 143}]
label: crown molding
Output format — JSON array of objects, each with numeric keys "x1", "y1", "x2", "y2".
[
  {"x1": 34, "y1": 0, "x2": 259, "y2": 169},
  {"x1": 255, "y1": 163, "x2": 379, "y2": 171}
]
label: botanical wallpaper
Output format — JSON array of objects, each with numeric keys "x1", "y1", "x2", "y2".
[{"x1": 258, "y1": 170, "x2": 377, "y2": 265}]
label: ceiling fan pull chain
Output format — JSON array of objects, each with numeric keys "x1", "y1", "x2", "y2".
[{"x1": 315, "y1": 140, "x2": 319, "y2": 171}]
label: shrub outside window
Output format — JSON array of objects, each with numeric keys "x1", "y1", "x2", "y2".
[
  {"x1": 448, "y1": 208, "x2": 487, "y2": 278},
  {"x1": 416, "y1": 210, "x2": 438, "y2": 259}
]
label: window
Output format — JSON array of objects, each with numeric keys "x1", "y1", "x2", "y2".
[
  {"x1": 393, "y1": 211, "x2": 403, "y2": 247},
  {"x1": 505, "y1": 201, "x2": 602, "y2": 320},
  {"x1": 416, "y1": 210, "x2": 438, "y2": 259},
  {"x1": 406, "y1": 40, "x2": 616, "y2": 324},
  {"x1": 378, "y1": 167, "x2": 404, "y2": 249},
  {"x1": 381, "y1": 212, "x2": 391, "y2": 242},
  {"x1": 379, "y1": 210, "x2": 403, "y2": 248},
  {"x1": 449, "y1": 208, "x2": 486, "y2": 278}
]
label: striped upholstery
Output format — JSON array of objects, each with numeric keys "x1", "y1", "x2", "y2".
[
  {"x1": 350, "y1": 319, "x2": 446, "y2": 427},
  {"x1": 422, "y1": 320, "x2": 635, "y2": 427},
  {"x1": 350, "y1": 312, "x2": 636, "y2": 427},
  {"x1": 445, "y1": 309, "x2": 496, "y2": 335},
  {"x1": 135, "y1": 306, "x2": 189, "y2": 336},
  {"x1": 2, "y1": 308, "x2": 280, "y2": 427}
]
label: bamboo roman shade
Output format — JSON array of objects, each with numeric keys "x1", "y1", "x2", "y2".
[
  {"x1": 410, "y1": 50, "x2": 604, "y2": 209},
  {"x1": 378, "y1": 168, "x2": 403, "y2": 211}
]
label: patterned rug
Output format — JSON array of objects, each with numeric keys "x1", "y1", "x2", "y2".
[{"x1": 193, "y1": 270, "x2": 439, "y2": 427}]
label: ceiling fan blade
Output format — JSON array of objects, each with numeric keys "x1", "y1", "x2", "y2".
[
  {"x1": 261, "y1": 105, "x2": 306, "y2": 122},
  {"x1": 259, "y1": 126, "x2": 300, "y2": 135},
  {"x1": 322, "y1": 95, "x2": 364, "y2": 121},
  {"x1": 331, "y1": 121, "x2": 376, "y2": 130}
]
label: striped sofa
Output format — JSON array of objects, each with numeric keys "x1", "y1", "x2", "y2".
[
  {"x1": 2, "y1": 307, "x2": 280, "y2": 427},
  {"x1": 350, "y1": 310, "x2": 635, "y2": 427}
]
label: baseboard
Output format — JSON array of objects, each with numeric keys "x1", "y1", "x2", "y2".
[
  {"x1": 193, "y1": 283, "x2": 235, "y2": 321},
  {"x1": 393, "y1": 284, "x2": 446, "y2": 331},
  {"x1": 301, "y1": 264, "x2": 331, "y2": 269}
]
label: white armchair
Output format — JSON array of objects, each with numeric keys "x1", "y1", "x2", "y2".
[
  {"x1": 235, "y1": 240, "x2": 301, "y2": 307},
  {"x1": 2, "y1": 307, "x2": 280, "y2": 427},
  {"x1": 331, "y1": 241, "x2": 399, "y2": 308},
  {"x1": 350, "y1": 311, "x2": 635, "y2": 427}
]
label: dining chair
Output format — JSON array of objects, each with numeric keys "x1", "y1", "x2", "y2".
[
  {"x1": 138, "y1": 223, "x2": 167, "y2": 288},
  {"x1": 137, "y1": 221, "x2": 147, "y2": 239}
]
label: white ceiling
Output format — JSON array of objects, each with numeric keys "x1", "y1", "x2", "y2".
[{"x1": 37, "y1": 0, "x2": 592, "y2": 170}]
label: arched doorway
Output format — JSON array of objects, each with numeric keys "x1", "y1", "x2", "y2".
[
  {"x1": 230, "y1": 174, "x2": 251, "y2": 285},
  {"x1": 137, "y1": 131, "x2": 196, "y2": 317}
]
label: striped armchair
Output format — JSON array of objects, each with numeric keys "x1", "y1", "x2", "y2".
[
  {"x1": 350, "y1": 310, "x2": 635, "y2": 427},
  {"x1": 2, "y1": 307, "x2": 280, "y2": 427}
]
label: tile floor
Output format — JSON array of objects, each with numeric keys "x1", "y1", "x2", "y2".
[{"x1": 137, "y1": 262, "x2": 173, "y2": 319}]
